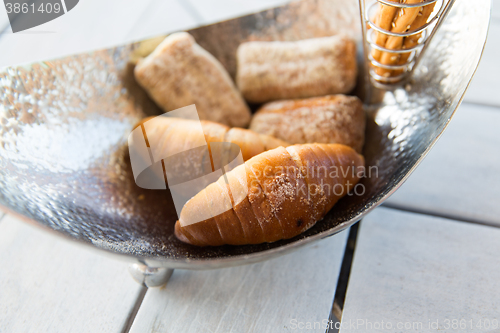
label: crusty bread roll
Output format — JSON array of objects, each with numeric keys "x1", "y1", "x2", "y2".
[
  {"x1": 137, "y1": 116, "x2": 289, "y2": 162},
  {"x1": 236, "y1": 35, "x2": 357, "y2": 103},
  {"x1": 134, "y1": 32, "x2": 252, "y2": 127},
  {"x1": 249, "y1": 95, "x2": 365, "y2": 153},
  {"x1": 175, "y1": 143, "x2": 365, "y2": 246}
]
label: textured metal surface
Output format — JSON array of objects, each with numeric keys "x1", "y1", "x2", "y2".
[{"x1": 0, "y1": 0, "x2": 490, "y2": 269}]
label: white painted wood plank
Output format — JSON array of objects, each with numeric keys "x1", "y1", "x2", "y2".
[
  {"x1": 183, "y1": 0, "x2": 292, "y2": 25},
  {"x1": 0, "y1": 0, "x2": 197, "y2": 68},
  {"x1": 463, "y1": 19, "x2": 500, "y2": 106},
  {"x1": 0, "y1": 214, "x2": 144, "y2": 333},
  {"x1": 492, "y1": 0, "x2": 500, "y2": 21},
  {"x1": 129, "y1": 232, "x2": 348, "y2": 333},
  {"x1": 124, "y1": 0, "x2": 200, "y2": 43},
  {"x1": 385, "y1": 102, "x2": 500, "y2": 226},
  {"x1": 340, "y1": 207, "x2": 500, "y2": 333}
]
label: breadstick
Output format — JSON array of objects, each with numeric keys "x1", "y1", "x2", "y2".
[
  {"x1": 375, "y1": 0, "x2": 422, "y2": 77},
  {"x1": 371, "y1": 1, "x2": 399, "y2": 62},
  {"x1": 134, "y1": 32, "x2": 251, "y2": 128},
  {"x1": 392, "y1": 3, "x2": 436, "y2": 76},
  {"x1": 236, "y1": 35, "x2": 357, "y2": 103},
  {"x1": 250, "y1": 95, "x2": 365, "y2": 153},
  {"x1": 174, "y1": 143, "x2": 365, "y2": 246}
]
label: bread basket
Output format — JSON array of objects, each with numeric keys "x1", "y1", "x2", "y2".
[{"x1": 0, "y1": 0, "x2": 490, "y2": 285}]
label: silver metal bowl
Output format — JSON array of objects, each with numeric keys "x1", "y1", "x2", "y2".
[{"x1": 0, "y1": 0, "x2": 491, "y2": 270}]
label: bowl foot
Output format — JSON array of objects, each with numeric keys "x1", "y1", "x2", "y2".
[{"x1": 128, "y1": 263, "x2": 174, "y2": 287}]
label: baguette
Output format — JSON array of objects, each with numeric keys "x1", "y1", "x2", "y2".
[
  {"x1": 249, "y1": 95, "x2": 365, "y2": 153},
  {"x1": 236, "y1": 35, "x2": 357, "y2": 103},
  {"x1": 134, "y1": 32, "x2": 251, "y2": 127},
  {"x1": 175, "y1": 143, "x2": 365, "y2": 246}
]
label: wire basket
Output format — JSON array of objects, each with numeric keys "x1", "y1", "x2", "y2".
[{"x1": 359, "y1": 0, "x2": 457, "y2": 91}]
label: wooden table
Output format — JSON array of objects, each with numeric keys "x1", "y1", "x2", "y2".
[{"x1": 1, "y1": 1, "x2": 499, "y2": 332}]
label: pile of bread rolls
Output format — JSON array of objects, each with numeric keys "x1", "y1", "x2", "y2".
[{"x1": 133, "y1": 31, "x2": 365, "y2": 247}]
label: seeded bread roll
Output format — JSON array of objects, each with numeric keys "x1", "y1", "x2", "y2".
[
  {"x1": 175, "y1": 143, "x2": 365, "y2": 246},
  {"x1": 249, "y1": 95, "x2": 365, "y2": 153},
  {"x1": 134, "y1": 32, "x2": 252, "y2": 127},
  {"x1": 236, "y1": 35, "x2": 357, "y2": 103}
]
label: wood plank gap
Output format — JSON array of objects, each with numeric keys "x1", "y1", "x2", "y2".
[
  {"x1": 178, "y1": 0, "x2": 205, "y2": 24},
  {"x1": 327, "y1": 222, "x2": 361, "y2": 333},
  {"x1": 461, "y1": 100, "x2": 500, "y2": 110},
  {"x1": 382, "y1": 202, "x2": 500, "y2": 229},
  {"x1": 120, "y1": 286, "x2": 149, "y2": 333},
  {"x1": 339, "y1": 207, "x2": 500, "y2": 332}
]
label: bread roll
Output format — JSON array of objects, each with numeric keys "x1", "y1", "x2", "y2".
[
  {"x1": 236, "y1": 35, "x2": 357, "y2": 103},
  {"x1": 249, "y1": 95, "x2": 365, "y2": 153},
  {"x1": 134, "y1": 32, "x2": 251, "y2": 127},
  {"x1": 137, "y1": 116, "x2": 289, "y2": 162},
  {"x1": 175, "y1": 143, "x2": 365, "y2": 246}
]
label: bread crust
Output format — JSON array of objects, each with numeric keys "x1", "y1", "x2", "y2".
[
  {"x1": 175, "y1": 143, "x2": 365, "y2": 246},
  {"x1": 134, "y1": 32, "x2": 251, "y2": 127},
  {"x1": 236, "y1": 35, "x2": 357, "y2": 103},
  {"x1": 249, "y1": 95, "x2": 365, "y2": 153}
]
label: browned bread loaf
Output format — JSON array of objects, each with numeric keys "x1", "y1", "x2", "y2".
[
  {"x1": 137, "y1": 116, "x2": 289, "y2": 162},
  {"x1": 134, "y1": 32, "x2": 251, "y2": 127},
  {"x1": 175, "y1": 143, "x2": 364, "y2": 246},
  {"x1": 249, "y1": 95, "x2": 365, "y2": 153},
  {"x1": 236, "y1": 35, "x2": 357, "y2": 103}
]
